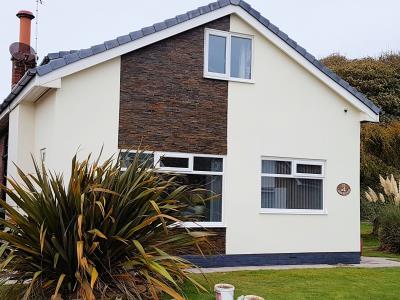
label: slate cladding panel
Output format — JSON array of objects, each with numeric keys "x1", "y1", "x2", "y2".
[{"x1": 119, "y1": 17, "x2": 229, "y2": 155}]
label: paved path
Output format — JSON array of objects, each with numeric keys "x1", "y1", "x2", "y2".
[{"x1": 189, "y1": 256, "x2": 400, "y2": 273}]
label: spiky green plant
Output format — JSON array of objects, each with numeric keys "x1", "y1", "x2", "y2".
[{"x1": 0, "y1": 152, "x2": 211, "y2": 300}]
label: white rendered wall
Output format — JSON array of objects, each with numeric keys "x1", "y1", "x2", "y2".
[
  {"x1": 33, "y1": 57, "x2": 121, "y2": 177},
  {"x1": 7, "y1": 57, "x2": 121, "y2": 185},
  {"x1": 224, "y1": 14, "x2": 361, "y2": 254}
]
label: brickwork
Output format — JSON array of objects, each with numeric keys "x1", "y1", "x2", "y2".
[{"x1": 119, "y1": 17, "x2": 229, "y2": 155}]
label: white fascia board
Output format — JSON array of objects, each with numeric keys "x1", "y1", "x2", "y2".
[{"x1": 0, "y1": 76, "x2": 59, "y2": 120}]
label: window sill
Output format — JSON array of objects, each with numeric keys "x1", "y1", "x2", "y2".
[
  {"x1": 260, "y1": 209, "x2": 328, "y2": 215},
  {"x1": 204, "y1": 74, "x2": 255, "y2": 84},
  {"x1": 182, "y1": 222, "x2": 226, "y2": 228}
]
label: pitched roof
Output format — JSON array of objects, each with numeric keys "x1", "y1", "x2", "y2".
[{"x1": 2, "y1": 0, "x2": 380, "y2": 115}]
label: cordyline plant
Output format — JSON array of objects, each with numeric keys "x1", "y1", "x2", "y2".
[
  {"x1": 0, "y1": 152, "x2": 212, "y2": 300},
  {"x1": 365, "y1": 174, "x2": 400, "y2": 235}
]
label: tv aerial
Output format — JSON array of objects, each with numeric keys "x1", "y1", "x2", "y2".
[{"x1": 9, "y1": 42, "x2": 36, "y2": 62}]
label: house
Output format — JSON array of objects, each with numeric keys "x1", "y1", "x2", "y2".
[{"x1": 0, "y1": 1, "x2": 380, "y2": 267}]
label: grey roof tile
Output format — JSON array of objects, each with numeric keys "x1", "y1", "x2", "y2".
[
  {"x1": 130, "y1": 30, "x2": 144, "y2": 40},
  {"x1": 117, "y1": 34, "x2": 131, "y2": 45},
  {"x1": 295, "y1": 45, "x2": 307, "y2": 56},
  {"x1": 198, "y1": 5, "x2": 211, "y2": 14},
  {"x1": 47, "y1": 53, "x2": 60, "y2": 60},
  {"x1": 218, "y1": 0, "x2": 231, "y2": 7},
  {"x1": 64, "y1": 52, "x2": 80, "y2": 64},
  {"x1": 165, "y1": 17, "x2": 178, "y2": 27},
  {"x1": 49, "y1": 58, "x2": 66, "y2": 70},
  {"x1": 2, "y1": 0, "x2": 380, "y2": 116},
  {"x1": 91, "y1": 44, "x2": 107, "y2": 54},
  {"x1": 268, "y1": 23, "x2": 279, "y2": 34},
  {"x1": 154, "y1": 22, "x2": 167, "y2": 31},
  {"x1": 36, "y1": 63, "x2": 53, "y2": 76},
  {"x1": 209, "y1": 2, "x2": 220, "y2": 11},
  {"x1": 304, "y1": 52, "x2": 315, "y2": 62},
  {"x1": 259, "y1": 16, "x2": 270, "y2": 27},
  {"x1": 277, "y1": 30, "x2": 288, "y2": 41},
  {"x1": 249, "y1": 7, "x2": 261, "y2": 19},
  {"x1": 78, "y1": 48, "x2": 93, "y2": 59},
  {"x1": 105, "y1": 39, "x2": 119, "y2": 50},
  {"x1": 285, "y1": 38, "x2": 297, "y2": 49},
  {"x1": 239, "y1": 1, "x2": 251, "y2": 12},
  {"x1": 142, "y1": 26, "x2": 156, "y2": 36},
  {"x1": 187, "y1": 9, "x2": 201, "y2": 19},
  {"x1": 176, "y1": 13, "x2": 189, "y2": 23},
  {"x1": 59, "y1": 51, "x2": 72, "y2": 57}
]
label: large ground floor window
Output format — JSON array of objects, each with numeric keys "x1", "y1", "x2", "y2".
[
  {"x1": 121, "y1": 151, "x2": 224, "y2": 225},
  {"x1": 261, "y1": 158, "x2": 325, "y2": 214}
]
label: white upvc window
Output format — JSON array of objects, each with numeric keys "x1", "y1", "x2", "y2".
[
  {"x1": 204, "y1": 28, "x2": 254, "y2": 82},
  {"x1": 120, "y1": 150, "x2": 225, "y2": 227},
  {"x1": 261, "y1": 157, "x2": 326, "y2": 215}
]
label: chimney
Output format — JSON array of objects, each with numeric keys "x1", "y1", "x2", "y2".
[{"x1": 11, "y1": 10, "x2": 36, "y2": 88}]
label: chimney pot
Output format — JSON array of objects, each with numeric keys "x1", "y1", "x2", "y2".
[{"x1": 16, "y1": 10, "x2": 34, "y2": 46}]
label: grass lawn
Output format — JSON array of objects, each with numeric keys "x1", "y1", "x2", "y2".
[
  {"x1": 182, "y1": 268, "x2": 400, "y2": 300},
  {"x1": 361, "y1": 222, "x2": 400, "y2": 261}
]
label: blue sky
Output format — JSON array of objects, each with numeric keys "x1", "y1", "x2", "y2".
[{"x1": 1, "y1": 0, "x2": 399, "y2": 99}]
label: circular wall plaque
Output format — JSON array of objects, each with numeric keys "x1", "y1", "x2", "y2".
[{"x1": 337, "y1": 183, "x2": 351, "y2": 196}]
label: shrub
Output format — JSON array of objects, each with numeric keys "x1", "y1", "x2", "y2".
[
  {"x1": 379, "y1": 206, "x2": 400, "y2": 253},
  {"x1": 364, "y1": 174, "x2": 400, "y2": 235},
  {"x1": 0, "y1": 153, "x2": 211, "y2": 300}
]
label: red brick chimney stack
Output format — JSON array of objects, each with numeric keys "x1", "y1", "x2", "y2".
[{"x1": 11, "y1": 10, "x2": 37, "y2": 88}]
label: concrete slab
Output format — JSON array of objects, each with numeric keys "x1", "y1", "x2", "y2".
[{"x1": 188, "y1": 256, "x2": 400, "y2": 273}]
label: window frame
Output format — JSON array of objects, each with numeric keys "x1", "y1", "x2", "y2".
[
  {"x1": 204, "y1": 28, "x2": 255, "y2": 83},
  {"x1": 120, "y1": 150, "x2": 226, "y2": 227},
  {"x1": 260, "y1": 157, "x2": 327, "y2": 215}
]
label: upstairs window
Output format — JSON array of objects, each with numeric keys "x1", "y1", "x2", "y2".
[{"x1": 204, "y1": 29, "x2": 253, "y2": 82}]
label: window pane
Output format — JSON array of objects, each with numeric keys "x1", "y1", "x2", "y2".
[
  {"x1": 261, "y1": 177, "x2": 323, "y2": 209},
  {"x1": 120, "y1": 152, "x2": 154, "y2": 169},
  {"x1": 208, "y1": 34, "x2": 226, "y2": 74},
  {"x1": 181, "y1": 174, "x2": 222, "y2": 222},
  {"x1": 296, "y1": 164, "x2": 322, "y2": 175},
  {"x1": 160, "y1": 156, "x2": 189, "y2": 168},
  {"x1": 194, "y1": 157, "x2": 223, "y2": 172},
  {"x1": 262, "y1": 160, "x2": 291, "y2": 175},
  {"x1": 231, "y1": 36, "x2": 252, "y2": 79}
]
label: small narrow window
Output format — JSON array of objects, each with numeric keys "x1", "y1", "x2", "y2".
[
  {"x1": 194, "y1": 157, "x2": 223, "y2": 172},
  {"x1": 208, "y1": 34, "x2": 227, "y2": 74},
  {"x1": 296, "y1": 164, "x2": 322, "y2": 175},
  {"x1": 160, "y1": 156, "x2": 189, "y2": 169},
  {"x1": 231, "y1": 36, "x2": 252, "y2": 79}
]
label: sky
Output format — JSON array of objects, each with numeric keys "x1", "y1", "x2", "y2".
[{"x1": 1, "y1": 0, "x2": 399, "y2": 99}]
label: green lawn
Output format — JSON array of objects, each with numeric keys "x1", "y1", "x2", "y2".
[
  {"x1": 361, "y1": 222, "x2": 400, "y2": 261},
  {"x1": 182, "y1": 268, "x2": 400, "y2": 300},
  {"x1": 3, "y1": 222, "x2": 400, "y2": 299}
]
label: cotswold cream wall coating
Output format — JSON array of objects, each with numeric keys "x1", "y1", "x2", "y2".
[
  {"x1": 34, "y1": 57, "x2": 121, "y2": 177},
  {"x1": 225, "y1": 14, "x2": 361, "y2": 254},
  {"x1": 7, "y1": 57, "x2": 121, "y2": 184}
]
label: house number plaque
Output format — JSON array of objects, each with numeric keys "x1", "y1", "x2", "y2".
[{"x1": 337, "y1": 183, "x2": 351, "y2": 196}]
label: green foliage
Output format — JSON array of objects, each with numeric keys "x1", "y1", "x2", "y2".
[
  {"x1": 0, "y1": 153, "x2": 211, "y2": 300},
  {"x1": 322, "y1": 53, "x2": 400, "y2": 122},
  {"x1": 379, "y1": 206, "x2": 400, "y2": 253},
  {"x1": 322, "y1": 53, "x2": 400, "y2": 220}
]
